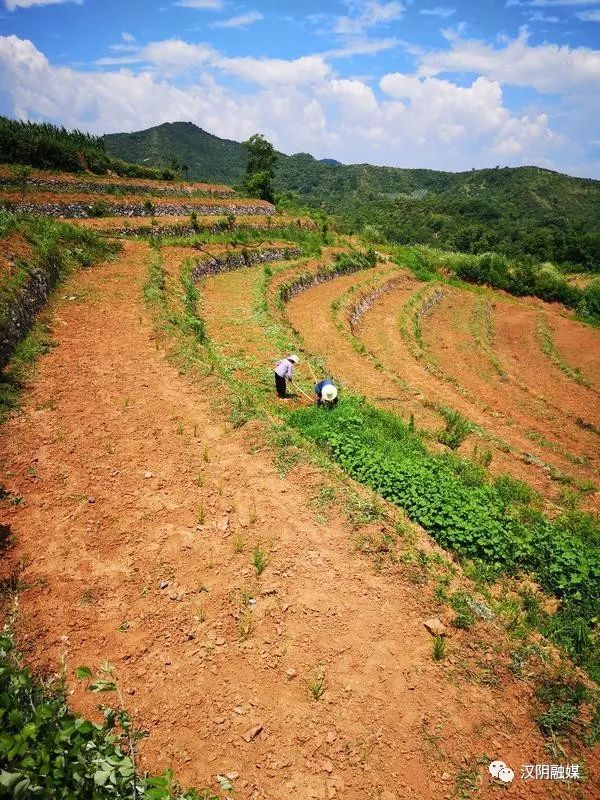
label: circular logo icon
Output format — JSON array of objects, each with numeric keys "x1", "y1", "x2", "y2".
[{"x1": 489, "y1": 760, "x2": 514, "y2": 783}]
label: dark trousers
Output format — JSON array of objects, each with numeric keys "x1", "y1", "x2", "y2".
[{"x1": 275, "y1": 372, "x2": 287, "y2": 398}]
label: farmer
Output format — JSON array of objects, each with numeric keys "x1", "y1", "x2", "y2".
[
  {"x1": 314, "y1": 378, "x2": 338, "y2": 407},
  {"x1": 274, "y1": 354, "x2": 299, "y2": 398}
]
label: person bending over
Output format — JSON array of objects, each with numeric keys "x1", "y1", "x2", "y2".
[
  {"x1": 274, "y1": 354, "x2": 299, "y2": 398},
  {"x1": 314, "y1": 378, "x2": 338, "y2": 407}
]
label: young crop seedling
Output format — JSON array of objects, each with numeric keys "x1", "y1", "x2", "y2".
[
  {"x1": 238, "y1": 610, "x2": 253, "y2": 641},
  {"x1": 252, "y1": 543, "x2": 268, "y2": 575},
  {"x1": 233, "y1": 534, "x2": 244, "y2": 553},
  {"x1": 432, "y1": 636, "x2": 446, "y2": 662},
  {"x1": 307, "y1": 666, "x2": 326, "y2": 700},
  {"x1": 197, "y1": 504, "x2": 206, "y2": 525}
]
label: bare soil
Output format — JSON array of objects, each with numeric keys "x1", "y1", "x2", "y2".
[
  {"x1": 419, "y1": 289, "x2": 599, "y2": 503},
  {"x1": 2, "y1": 242, "x2": 595, "y2": 797},
  {"x1": 537, "y1": 311, "x2": 600, "y2": 393},
  {"x1": 285, "y1": 267, "x2": 597, "y2": 507}
]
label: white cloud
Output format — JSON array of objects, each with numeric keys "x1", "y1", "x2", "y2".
[
  {"x1": 212, "y1": 11, "x2": 263, "y2": 28},
  {"x1": 122, "y1": 32, "x2": 135, "y2": 43},
  {"x1": 419, "y1": 27, "x2": 600, "y2": 93},
  {"x1": 334, "y1": 1, "x2": 404, "y2": 35},
  {"x1": 95, "y1": 38, "x2": 216, "y2": 69},
  {"x1": 324, "y1": 36, "x2": 399, "y2": 57},
  {"x1": 419, "y1": 7, "x2": 456, "y2": 18},
  {"x1": 174, "y1": 0, "x2": 223, "y2": 8},
  {"x1": 217, "y1": 54, "x2": 330, "y2": 85},
  {"x1": 0, "y1": 34, "x2": 587, "y2": 175},
  {"x1": 577, "y1": 9, "x2": 600, "y2": 18},
  {"x1": 5, "y1": 0, "x2": 81, "y2": 9},
  {"x1": 142, "y1": 38, "x2": 215, "y2": 68}
]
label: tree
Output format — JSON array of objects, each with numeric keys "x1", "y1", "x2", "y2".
[{"x1": 242, "y1": 133, "x2": 277, "y2": 203}]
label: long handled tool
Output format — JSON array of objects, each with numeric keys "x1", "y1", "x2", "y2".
[
  {"x1": 305, "y1": 361, "x2": 318, "y2": 383},
  {"x1": 292, "y1": 382, "x2": 315, "y2": 404}
]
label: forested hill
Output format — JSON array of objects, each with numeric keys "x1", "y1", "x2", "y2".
[{"x1": 104, "y1": 121, "x2": 600, "y2": 269}]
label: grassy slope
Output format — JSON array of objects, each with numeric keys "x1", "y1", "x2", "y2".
[{"x1": 104, "y1": 122, "x2": 600, "y2": 269}]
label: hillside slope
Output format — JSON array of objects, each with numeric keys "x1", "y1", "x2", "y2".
[{"x1": 104, "y1": 122, "x2": 600, "y2": 268}]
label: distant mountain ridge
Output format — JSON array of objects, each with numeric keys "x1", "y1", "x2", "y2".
[{"x1": 104, "y1": 122, "x2": 600, "y2": 269}]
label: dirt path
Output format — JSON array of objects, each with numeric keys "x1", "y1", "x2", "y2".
[{"x1": 0, "y1": 242, "x2": 596, "y2": 799}]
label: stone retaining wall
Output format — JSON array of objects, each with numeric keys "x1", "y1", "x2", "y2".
[
  {"x1": 0, "y1": 261, "x2": 60, "y2": 369},
  {"x1": 192, "y1": 247, "x2": 302, "y2": 281},
  {"x1": 1, "y1": 201, "x2": 275, "y2": 219}
]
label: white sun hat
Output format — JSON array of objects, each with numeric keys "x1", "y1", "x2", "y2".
[
  {"x1": 288, "y1": 354, "x2": 300, "y2": 363},
  {"x1": 322, "y1": 384, "x2": 338, "y2": 402}
]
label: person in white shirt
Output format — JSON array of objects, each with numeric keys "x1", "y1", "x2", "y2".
[{"x1": 274, "y1": 354, "x2": 299, "y2": 398}]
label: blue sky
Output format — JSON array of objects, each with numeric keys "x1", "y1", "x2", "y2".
[{"x1": 0, "y1": 0, "x2": 599, "y2": 177}]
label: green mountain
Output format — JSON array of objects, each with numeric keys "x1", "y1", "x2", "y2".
[
  {"x1": 104, "y1": 122, "x2": 600, "y2": 270},
  {"x1": 105, "y1": 122, "x2": 247, "y2": 184}
]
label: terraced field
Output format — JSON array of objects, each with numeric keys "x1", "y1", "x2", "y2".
[{"x1": 2, "y1": 168, "x2": 599, "y2": 799}]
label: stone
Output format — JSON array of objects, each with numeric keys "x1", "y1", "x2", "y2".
[
  {"x1": 242, "y1": 724, "x2": 263, "y2": 743},
  {"x1": 423, "y1": 617, "x2": 447, "y2": 637},
  {"x1": 144, "y1": 471, "x2": 154, "y2": 479},
  {"x1": 286, "y1": 668, "x2": 297, "y2": 680},
  {"x1": 159, "y1": 580, "x2": 170, "y2": 590},
  {"x1": 226, "y1": 772, "x2": 239, "y2": 781},
  {"x1": 87, "y1": 496, "x2": 96, "y2": 504},
  {"x1": 441, "y1": 772, "x2": 452, "y2": 781},
  {"x1": 215, "y1": 637, "x2": 226, "y2": 646},
  {"x1": 326, "y1": 731, "x2": 337, "y2": 744}
]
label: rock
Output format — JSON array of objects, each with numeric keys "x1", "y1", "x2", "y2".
[
  {"x1": 217, "y1": 516, "x2": 229, "y2": 532},
  {"x1": 242, "y1": 724, "x2": 263, "y2": 743},
  {"x1": 159, "y1": 580, "x2": 170, "y2": 590},
  {"x1": 424, "y1": 617, "x2": 447, "y2": 637},
  {"x1": 286, "y1": 668, "x2": 297, "y2": 680},
  {"x1": 212, "y1": 716, "x2": 226, "y2": 725},
  {"x1": 326, "y1": 731, "x2": 337, "y2": 744},
  {"x1": 233, "y1": 706, "x2": 244, "y2": 715},
  {"x1": 215, "y1": 637, "x2": 226, "y2": 646},
  {"x1": 226, "y1": 772, "x2": 239, "y2": 781},
  {"x1": 322, "y1": 760, "x2": 334, "y2": 774},
  {"x1": 87, "y1": 496, "x2": 96, "y2": 504},
  {"x1": 144, "y1": 471, "x2": 154, "y2": 479},
  {"x1": 441, "y1": 772, "x2": 452, "y2": 781}
]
